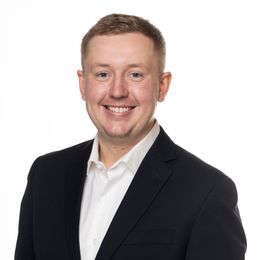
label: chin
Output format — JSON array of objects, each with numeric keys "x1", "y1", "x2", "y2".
[
  {"x1": 106, "y1": 131, "x2": 131, "y2": 139},
  {"x1": 103, "y1": 127, "x2": 133, "y2": 140}
]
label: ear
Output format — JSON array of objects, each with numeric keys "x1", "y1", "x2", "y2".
[
  {"x1": 77, "y1": 70, "x2": 86, "y2": 101},
  {"x1": 158, "y1": 72, "x2": 172, "y2": 102}
]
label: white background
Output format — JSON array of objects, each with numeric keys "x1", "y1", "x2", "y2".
[{"x1": 0, "y1": 0, "x2": 259, "y2": 259}]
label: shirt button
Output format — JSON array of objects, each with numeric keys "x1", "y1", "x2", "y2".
[{"x1": 93, "y1": 238, "x2": 98, "y2": 245}]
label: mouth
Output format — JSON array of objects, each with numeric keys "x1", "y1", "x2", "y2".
[{"x1": 104, "y1": 105, "x2": 135, "y2": 113}]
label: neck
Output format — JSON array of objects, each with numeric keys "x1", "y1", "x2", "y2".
[
  {"x1": 98, "y1": 140, "x2": 135, "y2": 169},
  {"x1": 98, "y1": 120, "x2": 156, "y2": 169}
]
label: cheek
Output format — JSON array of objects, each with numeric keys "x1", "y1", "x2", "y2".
[
  {"x1": 132, "y1": 84, "x2": 159, "y2": 103},
  {"x1": 84, "y1": 82, "x2": 107, "y2": 102}
]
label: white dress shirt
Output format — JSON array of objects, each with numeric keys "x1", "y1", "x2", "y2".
[{"x1": 79, "y1": 121, "x2": 160, "y2": 260}]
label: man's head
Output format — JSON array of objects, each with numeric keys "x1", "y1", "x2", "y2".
[
  {"x1": 78, "y1": 14, "x2": 171, "y2": 147},
  {"x1": 80, "y1": 13, "x2": 166, "y2": 75}
]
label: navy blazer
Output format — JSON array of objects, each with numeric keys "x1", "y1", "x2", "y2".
[{"x1": 15, "y1": 128, "x2": 246, "y2": 260}]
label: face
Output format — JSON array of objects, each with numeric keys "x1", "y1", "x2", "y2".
[{"x1": 78, "y1": 33, "x2": 171, "y2": 146}]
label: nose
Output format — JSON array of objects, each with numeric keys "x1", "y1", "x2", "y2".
[{"x1": 108, "y1": 76, "x2": 129, "y2": 99}]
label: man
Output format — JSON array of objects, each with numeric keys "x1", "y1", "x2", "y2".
[{"x1": 15, "y1": 13, "x2": 246, "y2": 260}]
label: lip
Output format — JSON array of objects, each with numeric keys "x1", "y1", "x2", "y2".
[{"x1": 103, "y1": 105, "x2": 136, "y2": 116}]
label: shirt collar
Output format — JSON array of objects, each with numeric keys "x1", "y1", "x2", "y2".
[
  {"x1": 87, "y1": 121, "x2": 160, "y2": 175},
  {"x1": 87, "y1": 135, "x2": 100, "y2": 174}
]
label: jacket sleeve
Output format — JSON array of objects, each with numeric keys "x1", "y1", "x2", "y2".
[
  {"x1": 185, "y1": 176, "x2": 247, "y2": 260},
  {"x1": 14, "y1": 159, "x2": 38, "y2": 260}
]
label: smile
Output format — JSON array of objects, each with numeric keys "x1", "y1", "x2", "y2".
[{"x1": 105, "y1": 106, "x2": 134, "y2": 113}]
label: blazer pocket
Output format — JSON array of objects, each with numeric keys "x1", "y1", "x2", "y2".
[{"x1": 123, "y1": 229, "x2": 175, "y2": 245}]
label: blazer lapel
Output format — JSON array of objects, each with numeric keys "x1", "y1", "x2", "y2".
[
  {"x1": 64, "y1": 141, "x2": 93, "y2": 260},
  {"x1": 96, "y1": 128, "x2": 177, "y2": 260}
]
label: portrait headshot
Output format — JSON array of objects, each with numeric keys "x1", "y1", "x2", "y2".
[{"x1": 1, "y1": 1, "x2": 259, "y2": 260}]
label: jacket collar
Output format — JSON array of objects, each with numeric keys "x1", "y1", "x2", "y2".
[
  {"x1": 96, "y1": 127, "x2": 177, "y2": 260},
  {"x1": 64, "y1": 140, "x2": 93, "y2": 260}
]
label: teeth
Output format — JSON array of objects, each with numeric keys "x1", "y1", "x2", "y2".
[{"x1": 107, "y1": 106, "x2": 131, "y2": 113}]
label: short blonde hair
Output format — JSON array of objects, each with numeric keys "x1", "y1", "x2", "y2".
[{"x1": 81, "y1": 13, "x2": 166, "y2": 74}]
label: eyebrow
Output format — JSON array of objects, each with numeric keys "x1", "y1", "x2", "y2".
[
  {"x1": 92, "y1": 63, "x2": 110, "y2": 68},
  {"x1": 128, "y1": 63, "x2": 147, "y2": 68}
]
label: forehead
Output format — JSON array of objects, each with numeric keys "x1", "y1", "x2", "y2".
[
  {"x1": 88, "y1": 32, "x2": 154, "y2": 48},
  {"x1": 85, "y1": 33, "x2": 156, "y2": 63}
]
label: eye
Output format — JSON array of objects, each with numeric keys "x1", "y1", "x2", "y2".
[
  {"x1": 129, "y1": 72, "x2": 144, "y2": 81},
  {"x1": 95, "y1": 71, "x2": 110, "y2": 81}
]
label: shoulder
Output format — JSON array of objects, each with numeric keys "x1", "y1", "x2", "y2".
[
  {"x1": 27, "y1": 140, "x2": 93, "y2": 180},
  {"x1": 35, "y1": 140, "x2": 93, "y2": 164},
  {"x1": 175, "y1": 142, "x2": 232, "y2": 182},
  {"x1": 155, "y1": 127, "x2": 236, "y2": 194}
]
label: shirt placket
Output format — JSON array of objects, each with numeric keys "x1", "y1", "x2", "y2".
[{"x1": 90, "y1": 163, "x2": 108, "y2": 255}]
